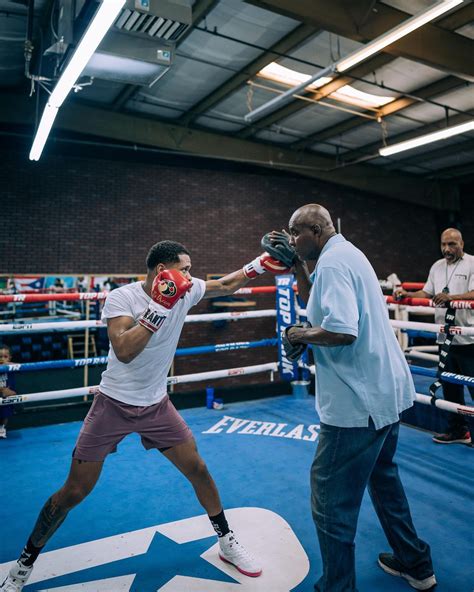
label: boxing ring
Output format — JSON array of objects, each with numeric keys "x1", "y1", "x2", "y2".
[{"x1": 1, "y1": 279, "x2": 473, "y2": 591}]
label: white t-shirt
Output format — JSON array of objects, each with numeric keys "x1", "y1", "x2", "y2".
[
  {"x1": 423, "y1": 253, "x2": 474, "y2": 345},
  {"x1": 100, "y1": 279, "x2": 206, "y2": 405}
]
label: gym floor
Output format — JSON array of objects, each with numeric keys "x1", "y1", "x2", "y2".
[{"x1": 1, "y1": 388, "x2": 473, "y2": 591}]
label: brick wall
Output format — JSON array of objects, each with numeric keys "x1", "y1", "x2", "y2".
[
  {"x1": 1, "y1": 149, "x2": 466, "y2": 393},
  {"x1": 1, "y1": 151, "x2": 444, "y2": 277}
]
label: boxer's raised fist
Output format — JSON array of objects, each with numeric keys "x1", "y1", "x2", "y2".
[
  {"x1": 243, "y1": 253, "x2": 292, "y2": 279},
  {"x1": 138, "y1": 269, "x2": 193, "y2": 333},
  {"x1": 151, "y1": 269, "x2": 193, "y2": 310}
]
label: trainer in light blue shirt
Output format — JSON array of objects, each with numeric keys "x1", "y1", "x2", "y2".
[{"x1": 306, "y1": 234, "x2": 415, "y2": 429}]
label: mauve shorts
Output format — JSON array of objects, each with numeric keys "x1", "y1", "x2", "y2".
[{"x1": 73, "y1": 391, "x2": 193, "y2": 462}]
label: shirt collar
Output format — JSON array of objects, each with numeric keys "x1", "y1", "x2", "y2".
[
  {"x1": 319, "y1": 233, "x2": 346, "y2": 258},
  {"x1": 310, "y1": 234, "x2": 346, "y2": 281}
]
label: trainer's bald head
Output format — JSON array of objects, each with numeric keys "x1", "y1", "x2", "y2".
[
  {"x1": 290, "y1": 204, "x2": 334, "y2": 230},
  {"x1": 288, "y1": 203, "x2": 337, "y2": 261},
  {"x1": 441, "y1": 228, "x2": 462, "y2": 242}
]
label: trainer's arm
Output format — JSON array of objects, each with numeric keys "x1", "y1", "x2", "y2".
[
  {"x1": 203, "y1": 269, "x2": 251, "y2": 299},
  {"x1": 442, "y1": 289, "x2": 474, "y2": 301},
  {"x1": 288, "y1": 325, "x2": 356, "y2": 347},
  {"x1": 107, "y1": 316, "x2": 154, "y2": 364},
  {"x1": 394, "y1": 287, "x2": 431, "y2": 299},
  {"x1": 293, "y1": 260, "x2": 312, "y2": 305}
]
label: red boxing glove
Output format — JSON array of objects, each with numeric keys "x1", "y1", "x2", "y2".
[
  {"x1": 138, "y1": 269, "x2": 193, "y2": 333},
  {"x1": 151, "y1": 269, "x2": 193, "y2": 310},
  {"x1": 243, "y1": 252, "x2": 292, "y2": 279}
]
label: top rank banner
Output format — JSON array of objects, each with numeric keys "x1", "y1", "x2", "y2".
[{"x1": 276, "y1": 274, "x2": 299, "y2": 381}]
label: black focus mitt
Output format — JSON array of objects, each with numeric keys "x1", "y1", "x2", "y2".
[
  {"x1": 261, "y1": 231, "x2": 297, "y2": 269},
  {"x1": 282, "y1": 321, "x2": 311, "y2": 362}
]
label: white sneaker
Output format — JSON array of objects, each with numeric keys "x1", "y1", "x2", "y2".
[
  {"x1": 218, "y1": 531, "x2": 262, "y2": 577},
  {"x1": 0, "y1": 562, "x2": 33, "y2": 591},
  {"x1": 0, "y1": 426, "x2": 6, "y2": 439}
]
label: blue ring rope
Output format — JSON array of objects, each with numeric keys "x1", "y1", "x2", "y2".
[{"x1": 0, "y1": 338, "x2": 278, "y2": 373}]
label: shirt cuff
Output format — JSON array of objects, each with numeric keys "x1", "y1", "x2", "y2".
[{"x1": 321, "y1": 320, "x2": 358, "y2": 337}]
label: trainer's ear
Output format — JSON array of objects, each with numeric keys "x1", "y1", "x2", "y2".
[{"x1": 311, "y1": 224, "x2": 321, "y2": 236}]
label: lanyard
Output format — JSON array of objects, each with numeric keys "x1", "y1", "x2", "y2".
[{"x1": 443, "y1": 258, "x2": 462, "y2": 293}]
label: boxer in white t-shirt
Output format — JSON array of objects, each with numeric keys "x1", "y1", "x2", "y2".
[{"x1": 2, "y1": 240, "x2": 291, "y2": 591}]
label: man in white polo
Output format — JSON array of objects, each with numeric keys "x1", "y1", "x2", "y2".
[{"x1": 396, "y1": 228, "x2": 474, "y2": 444}]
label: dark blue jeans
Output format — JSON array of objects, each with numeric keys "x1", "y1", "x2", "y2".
[{"x1": 311, "y1": 420, "x2": 433, "y2": 592}]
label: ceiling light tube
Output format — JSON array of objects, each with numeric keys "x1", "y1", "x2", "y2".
[
  {"x1": 336, "y1": 0, "x2": 463, "y2": 72},
  {"x1": 29, "y1": 0, "x2": 126, "y2": 161},
  {"x1": 244, "y1": 0, "x2": 463, "y2": 124},
  {"x1": 29, "y1": 103, "x2": 59, "y2": 161},
  {"x1": 379, "y1": 119, "x2": 474, "y2": 157},
  {"x1": 244, "y1": 64, "x2": 335, "y2": 123}
]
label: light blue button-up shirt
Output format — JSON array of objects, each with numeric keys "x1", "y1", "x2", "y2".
[{"x1": 306, "y1": 234, "x2": 415, "y2": 429}]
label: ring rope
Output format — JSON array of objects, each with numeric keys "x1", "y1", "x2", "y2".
[
  {"x1": 0, "y1": 338, "x2": 278, "y2": 373},
  {"x1": 390, "y1": 319, "x2": 474, "y2": 336},
  {"x1": 405, "y1": 351, "x2": 439, "y2": 363},
  {"x1": 0, "y1": 310, "x2": 277, "y2": 334},
  {"x1": 295, "y1": 313, "x2": 474, "y2": 337},
  {"x1": 1, "y1": 283, "x2": 456, "y2": 305},
  {"x1": 0, "y1": 285, "x2": 283, "y2": 304},
  {"x1": 300, "y1": 363, "x2": 473, "y2": 416},
  {"x1": 386, "y1": 296, "x2": 474, "y2": 309},
  {"x1": 379, "y1": 282, "x2": 425, "y2": 290},
  {"x1": 0, "y1": 362, "x2": 279, "y2": 405},
  {"x1": 409, "y1": 365, "x2": 474, "y2": 389}
]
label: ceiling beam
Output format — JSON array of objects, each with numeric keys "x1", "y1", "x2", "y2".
[
  {"x1": 291, "y1": 75, "x2": 468, "y2": 150},
  {"x1": 237, "y1": 4, "x2": 472, "y2": 141},
  {"x1": 0, "y1": 92, "x2": 459, "y2": 210},
  {"x1": 247, "y1": 0, "x2": 474, "y2": 80},
  {"x1": 177, "y1": 23, "x2": 317, "y2": 126},
  {"x1": 430, "y1": 161, "x2": 474, "y2": 181},
  {"x1": 237, "y1": 53, "x2": 394, "y2": 139},
  {"x1": 435, "y1": 1, "x2": 474, "y2": 31}
]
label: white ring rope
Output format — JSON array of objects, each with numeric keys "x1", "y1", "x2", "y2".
[
  {"x1": 301, "y1": 364, "x2": 473, "y2": 416},
  {"x1": 297, "y1": 309, "x2": 474, "y2": 337},
  {"x1": 414, "y1": 394, "x2": 474, "y2": 417},
  {"x1": 1, "y1": 362, "x2": 279, "y2": 405},
  {"x1": 0, "y1": 310, "x2": 277, "y2": 333},
  {"x1": 404, "y1": 352, "x2": 439, "y2": 363},
  {"x1": 387, "y1": 304, "x2": 434, "y2": 315},
  {"x1": 390, "y1": 319, "x2": 474, "y2": 336},
  {"x1": 405, "y1": 345, "x2": 439, "y2": 352}
]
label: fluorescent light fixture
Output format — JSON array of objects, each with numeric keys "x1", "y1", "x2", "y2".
[
  {"x1": 258, "y1": 62, "x2": 395, "y2": 109},
  {"x1": 29, "y1": 0, "x2": 126, "y2": 161},
  {"x1": 379, "y1": 119, "x2": 474, "y2": 156},
  {"x1": 84, "y1": 53, "x2": 170, "y2": 87},
  {"x1": 245, "y1": 0, "x2": 463, "y2": 123},
  {"x1": 336, "y1": 0, "x2": 463, "y2": 72},
  {"x1": 258, "y1": 63, "x2": 333, "y2": 90},
  {"x1": 29, "y1": 103, "x2": 59, "y2": 161},
  {"x1": 333, "y1": 85, "x2": 394, "y2": 109},
  {"x1": 244, "y1": 64, "x2": 335, "y2": 122}
]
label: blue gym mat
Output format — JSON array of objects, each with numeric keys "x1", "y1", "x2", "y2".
[{"x1": 0, "y1": 394, "x2": 473, "y2": 591}]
